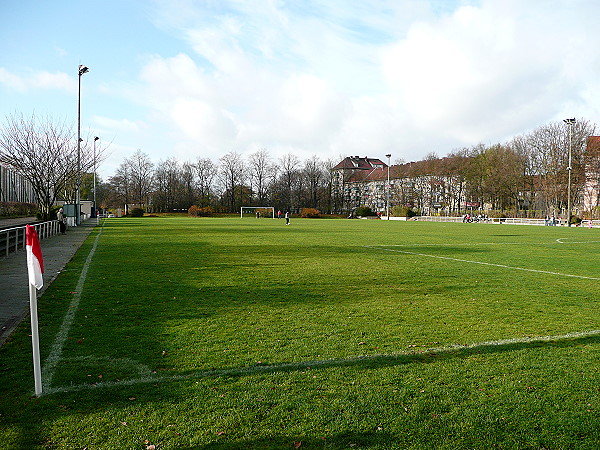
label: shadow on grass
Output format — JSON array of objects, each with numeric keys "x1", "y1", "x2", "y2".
[
  {"x1": 197, "y1": 431, "x2": 393, "y2": 449},
  {"x1": 43, "y1": 331, "x2": 600, "y2": 395},
  {"x1": 177, "y1": 332, "x2": 600, "y2": 381}
]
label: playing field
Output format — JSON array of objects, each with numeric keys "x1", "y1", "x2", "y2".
[{"x1": 1, "y1": 217, "x2": 599, "y2": 449}]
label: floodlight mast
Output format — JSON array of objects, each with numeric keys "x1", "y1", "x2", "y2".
[
  {"x1": 563, "y1": 118, "x2": 576, "y2": 227},
  {"x1": 385, "y1": 154, "x2": 391, "y2": 220},
  {"x1": 77, "y1": 65, "x2": 89, "y2": 226},
  {"x1": 93, "y1": 136, "x2": 99, "y2": 218}
]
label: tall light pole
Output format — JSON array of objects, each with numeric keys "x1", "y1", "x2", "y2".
[
  {"x1": 563, "y1": 118, "x2": 576, "y2": 227},
  {"x1": 77, "y1": 65, "x2": 89, "y2": 225},
  {"x1": 93, "y1": 136, "x2": 99, "y2": 218},
  {"x1": 385, "y1": 153, "x2": 391, "y2": 219}
]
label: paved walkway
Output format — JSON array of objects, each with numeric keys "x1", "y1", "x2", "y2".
[{"x1": 0, "y1": 219, "x2": 98, "y2": 346}]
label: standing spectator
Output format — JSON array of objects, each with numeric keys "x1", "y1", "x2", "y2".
[
  {"x1": 285, "y1": 211, "x2": 290, "y2": 225},
  {"x1": 57, "y1": 207, "x2": 66, "y2": 234}
]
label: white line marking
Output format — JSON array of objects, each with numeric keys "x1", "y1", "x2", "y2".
[
  {"x1": 42, "y1": 225, "x2": 104, "y2": 392},
  {"x1": 43, "y1": 329, "x2": 600, "y2": 395},
  {"x1": 556, "y1": 238, "x2": 600, "y2": 244},
  {"x1": 383, "y1": 242, "x2": 524, "y2": 246},
  {"x1": 365, "y1": 245, "x2": 600, "y2": 281}
]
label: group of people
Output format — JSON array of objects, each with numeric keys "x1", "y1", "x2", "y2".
[
  {"x1": 544, "y1": 215, "x2": 559, "y2": 226},
  {"x1": 254, "y1": 209, "x2": 289, "y2": 224}
]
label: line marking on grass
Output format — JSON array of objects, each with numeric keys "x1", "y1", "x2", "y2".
[
  {"x1": 43, "y1": 329, "x2": 600, "y2": 395},
  {"x1": 365, "y1": 245, "x2": 600, "y2": 281},
  {"x1": 556, "y1": 238, "x2": 600, "y2": 244},
  {"x1": 42, "y1": 225, "x2": 104, "y2": 393}
]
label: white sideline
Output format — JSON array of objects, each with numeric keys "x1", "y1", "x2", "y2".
[
  {"x1": 365, "y1": 245, "x2": 600, "y2": 281},
  {"x1": 43, "y1": 329, "x2": 600, "y2": 395},
  {"x1": 42, "y1": 225, "x2": 104, "y2": 392}
]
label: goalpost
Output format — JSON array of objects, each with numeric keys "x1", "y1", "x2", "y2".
[{"x1": 240, "y1": 206, "x2": 276, "y2": 219}]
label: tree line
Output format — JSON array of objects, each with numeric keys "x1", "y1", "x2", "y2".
[
  {"x1": 100, "y1": 150, "x2": 342, "y2": 214},
  {"x1": 99, "y1": 118, "x2": 598, "y2": 218},
  {"x1": 1, "y1": 111, "x2": 597, "y2": 219}
]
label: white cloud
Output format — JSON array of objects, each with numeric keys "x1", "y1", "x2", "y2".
[
  {"x1": 0, "y1": 68, "x2": 75, "y2": 94},
  {"x1": 0, "y1": 68, "x2": 28, "y2": 92},
  {"x1": 133, "y1": 0, "x2": 600, "y2": 167},
  {"x1": 92, "y1": 115, "x2": 147, "y2": 132},
  {"x1": 380, "y1": 0, "x2": 600, "y2": 147}
]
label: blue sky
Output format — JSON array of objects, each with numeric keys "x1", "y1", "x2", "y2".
[{"x1": 2, "y1": 0, "x2": 600, "y2": 178}]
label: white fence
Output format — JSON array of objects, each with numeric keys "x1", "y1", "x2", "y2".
[
  {"x1": 410, "y1": 216, "x2": 596, "y2": 227},
  {"x1": 0, "y1": 220, "x2": 60, "y2": 257}
]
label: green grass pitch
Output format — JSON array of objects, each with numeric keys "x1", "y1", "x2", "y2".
[{"x1": 1, "y1": 216, "x2": 599, "y2": 449}]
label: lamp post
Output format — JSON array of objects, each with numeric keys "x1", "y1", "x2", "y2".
[
  {"x1": 385, "y1": 153, "x2": 391, "y2": 219},
  {"x1": 563, "y1": 118, "x2": 576, "y2": 227},
  {"x1": 76, "y1": 65, "x2": 89, "y2": 226},
  {"x1": 93, "y1": 136, "x2": 99, "y2": 218}
]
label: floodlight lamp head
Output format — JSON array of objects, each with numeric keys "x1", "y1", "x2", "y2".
[
  {"x1": 78, "y1": 65, "x2": 89, "y2": 76},
  {"x1": 94, "y1": 136, "x2": 99, "y2": 141},
  {"x1": 385, "y1": 154, "x2": 391, "y2": 158},
  {"x1": 563, "y1": 118, "x2": 576, "y2": 125}
]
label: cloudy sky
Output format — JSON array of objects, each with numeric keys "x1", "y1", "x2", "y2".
[{"x1": 1, "y1": 0, "x2": 599, "y2": 178}]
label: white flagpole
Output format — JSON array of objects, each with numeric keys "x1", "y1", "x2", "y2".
[{"x1": 29, "y1": 283, "x2": 42, "y2": 396}]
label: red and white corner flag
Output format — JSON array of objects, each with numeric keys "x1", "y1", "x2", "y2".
[
  {"x1": 26, "y1": 225, "x2": 44, "y2": 396},
  {"x1": 26, "y1": 225, "x2": 44, "y2": 289}
]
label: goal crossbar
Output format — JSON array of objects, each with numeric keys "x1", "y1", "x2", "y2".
[{"x1": 240, "y1": 206, "x2": 275, "y2": 218}]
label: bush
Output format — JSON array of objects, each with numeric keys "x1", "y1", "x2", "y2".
[
  {"x1": 130, "y1": 208, "x2": 145, "y2": 217},
  {"x1": 0, "y1": 201, "x2": 38, "y2": 218},
  {"x1": 570, "y1": 215, "x2": 582, "y2": 225},
  {"x1": 355, "y1": 206, "x2": 375, "y2": 217},
  {"x1": 390, "y1": 205, "x2": 418, "y2": 218},
  {"x1": 188, "y1": 205, "x2": 214, "y2": 217},
  {"x1": 300, "y1": 208, "x2": 321, "y2": 218}
]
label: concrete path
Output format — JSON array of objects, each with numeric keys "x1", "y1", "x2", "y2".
[{"x1": 0, "y1": 219, "x2": 98, "y2": 346}]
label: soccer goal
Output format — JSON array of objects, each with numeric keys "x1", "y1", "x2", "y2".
[{"x1": 240, "y1": 206, "x2": 275, "y2": 218}]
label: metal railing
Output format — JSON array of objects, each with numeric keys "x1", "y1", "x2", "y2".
[{"x1": 0, "y1": 220, "x2": 60, "y2": 257}]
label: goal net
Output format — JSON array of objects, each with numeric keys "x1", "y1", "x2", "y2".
[{"x1": 240, "y1": 206, "x2": 275, "y2": 218}]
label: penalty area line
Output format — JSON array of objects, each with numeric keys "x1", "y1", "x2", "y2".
[
  {"x1": 365, "y1": 245, "x2": 600, "y2": 281},
  {"x1": 43, "y1": 329, "x2": 600, "y2": 395}
]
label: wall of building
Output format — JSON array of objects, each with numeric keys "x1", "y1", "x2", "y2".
[{"x1": 0, "y1": 164, "x2": 36, "y2": 203}]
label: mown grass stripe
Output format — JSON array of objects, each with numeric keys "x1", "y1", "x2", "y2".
[{"x1": 367, "y1": 245, "x2": 600, "y2": 280}]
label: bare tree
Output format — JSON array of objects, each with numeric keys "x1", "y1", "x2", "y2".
[
  {"x1": 0, "y1": 112, "x2": 103, "y2": 219},
  {"x1": 218, "y1": 152, "x2": 245, "y2": 212},
  {"x1": 154, "y1": 158, "x2": 190, "y2": 212},
  {"x1": 181, "y1": 162, "x2": 196, "y2": 208},
  {"x1": 278, "y1": 153, "x2": 300, "y2": 210},
  {"x1": 107, "y1": 161, "x2": 132, "y2": 212},
  {"x1": 128, "y1": 150, "x2": 154, "y2": 208},
  {"x1": 248, "y1": 148, "x2": 274, "y2": 205},
  {"x1": 301, "y1": 155, "x2": 325, "y2": 209},
  {"x1": 193, "y1": 157, "x2": 217, "y2": 207}
]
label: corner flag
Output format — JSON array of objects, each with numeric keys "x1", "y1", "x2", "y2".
[
  {"x1": 26, "y1": 224, "x2": 44, "y2": 396},
  {"x1": 26, "y1": 225, "x2": 44, "y2": 289}
]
